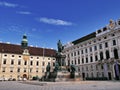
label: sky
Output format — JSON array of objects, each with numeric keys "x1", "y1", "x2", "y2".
[{"x1": 0, "y1": 0, "x2": 120, "y2": 50}]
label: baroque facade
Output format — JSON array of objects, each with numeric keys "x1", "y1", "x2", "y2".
[
  {"x1": 0, "y1": 35, "x2": 56, "y2": 80},
  {"x1": 63, "y1": 19, "x2": 120, "y2": 80}
]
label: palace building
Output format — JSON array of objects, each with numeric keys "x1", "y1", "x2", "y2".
[
  {"x1": 0, "y1": 34, "x2": 56, "y2": 80},
  {"x1": 63, "y1": 19, "x2": 120, "y2": 80}
]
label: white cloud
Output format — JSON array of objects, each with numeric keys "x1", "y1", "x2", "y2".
[
  {"x1": 0, "y1": 1, "x2": 18, "y2": 8},
  {"x1": 37, "y1": 17, "x2": 73, "y2": 26},
  {"x1": 16, "y1": 11, "x2": 32, "y2": 15}
]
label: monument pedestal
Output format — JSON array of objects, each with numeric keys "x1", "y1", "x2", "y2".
[{"x1": 55, "y1": 71, "x2": 70, "y2": 82}]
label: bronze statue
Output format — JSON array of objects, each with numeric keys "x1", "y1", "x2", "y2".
[
  {"x1": 57, "y1": 40, "x2": 63, "y2": 53},
  {"x1": 46, "y1": 62, "x2": 51, "y2": 72}
]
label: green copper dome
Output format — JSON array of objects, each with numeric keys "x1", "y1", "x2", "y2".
[{"x1": 21, "y1": 34, "x2": 28, "y2": 48}]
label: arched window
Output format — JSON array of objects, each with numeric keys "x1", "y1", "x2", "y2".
[
  {"x1": 106, "y1": 50, "x2": 110, "y2": 59},
  {"x1": 114, "y1": 48, "x2": 119, "y2": 59},
  {"x1": 100, "y1": 52, "x2": 103, "y2": 60}
]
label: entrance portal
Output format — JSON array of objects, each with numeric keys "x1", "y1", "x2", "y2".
[
  {"x1": 23, "y1": 74, "x2": 27, "y2": 79},
  {"x1": 114, "y1": 63, "x2": 120, "y2": 80}
]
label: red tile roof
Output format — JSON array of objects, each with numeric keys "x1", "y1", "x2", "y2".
[{"x1": 0, "y1": 43, "x2": 56, "y2": 57}]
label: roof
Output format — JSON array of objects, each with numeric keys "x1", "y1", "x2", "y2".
[
  {"x1": 0, "y1": 43, "x2": 56, "y2": 57},
  {"x1": 72, "y1": 32, "x2": 96, "y2": 45}
]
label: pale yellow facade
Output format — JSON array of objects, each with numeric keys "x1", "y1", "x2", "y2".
[{"x1": 0, "y1": 53, "x2": 55, "y2": 80}]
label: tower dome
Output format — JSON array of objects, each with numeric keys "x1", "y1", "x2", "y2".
[{"x1": 21, "y1": 34, "x2": 28, "y2": 48}]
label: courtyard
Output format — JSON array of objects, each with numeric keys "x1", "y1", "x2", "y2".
[{"x1": 0, "y1": 81, "x2": 120, "y2": 90}]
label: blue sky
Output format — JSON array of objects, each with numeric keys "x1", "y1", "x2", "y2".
[{"x1": 0, "y1": 0, "x2": 120, "y2": 49}]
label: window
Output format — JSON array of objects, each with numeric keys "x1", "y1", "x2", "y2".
[
  {"x1": 42, "y1": 62, "x2": 45, "y2": 66},
  {"x1": 36, "y1": 61, "x2": 39, "y2": 66},
  {"x1": 94, "y1": 46, "x2": 97, "y2": 51},
  {"x1": 90, "y1": 56, "x2": 93, "y2": 62},
  {"x1": 105, "y1": 42, "x2": 108, "y2": 48},
  {"x1": 18, "y1": 60, "x2": 21, "y2": 65},
  {"x1": 91, "y1": 65, "x2": 93, "y2": 71},
  {"x1": 19, "y1": 56, "x2": 21, "y2": 58},
  {"x1": 2, "y1": 67, "x2": 5, "y2": 72},
  {"x1": 3, "y1": 59, "x2": 6, "y2": 64},
  {"x1": 71, "y1": 53, "x2": 73, "y2": 57},
  {"x1": 103, "y1": 27, "x2": 107, "y2": 31},
  {"x1": 86, "y1": 66, "x2": 88, "y2": 71},
  {"x1": 77, "y1": 51, "x2": 80, "y2": 55},
  {"x1": 113, "y1": 40, "x2": 116, "y2": 45},
  {"x1": 99, "y1": 44, "x2": 102, "y2": 49},
  {"x1": 95, "y1": 55, "x2": 98, "y2": 61},
  {"x1": 85, "y1": 49, "x2": 88, "y2": 53},
  {"x1": 68, "y1": 60, "x2": 70, "y2": 66},
  {"x1": 24, "y1": 61, "x2": 27, "y2": 65},
  {"x1": 10, "y1": 67, "x2": 13, "y2": 72},
  {"x1": 78, "y1": 59, "x2": 80, "y2": 64},
  {"x1": 114, "y1": 49, "x2": 119, "y2": 59},
  {"x1": 12, "y1": 55, "x2": 14, "y2": 57},
  {"x1": 106, "y1": 50, "x2": 110, "y2": 59},
  {"x1": 30, "y1": 61, "x2": 33, "y2": 65},
  {"x1": 36, "y1": 68, "x2": 38, "y2": 73},
  {"x1": 30, "y1": 68, "x2": 32, "y2": 73},
  {"x1": 17, "y1": 68, "x2": 20, "y2": 72},
  {"x1": 4, "y1": 54, "x2": 7, "y2": 57},
  {"x1": 100, "y1": 52, "x2": 103, "y2": 60},
  {"x1": 74, "y1": 52, "x2": 76, "y2": 56},
  {"x1": 81, "y1": 50, "x2": 83, "y2": 54},
  {"x1": 75, "y1": 59, "x2": 76, "y2": 65},
  {"x1": 82, "y1": 58, "x2": 84, "y2": 64},
  {"x1": 89, "y1": 47, "x2": 92, "y2": 52},
  {"x1": 86, "y1": 57, "x2": 88, "y2": 63},
  {"x1": 24, "y1": 68, "x2": 26, "y2": 72},
  {"x1": 11, "y1": 60, "x2": 14, "y2": 65},
  {"x1": 37, "y1": 57, "x2": 39, "y2": 59}
]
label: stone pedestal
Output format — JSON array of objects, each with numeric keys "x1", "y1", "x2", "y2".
[{"x1": 55, "y1": 71, "x2": 70, "y2": 81}]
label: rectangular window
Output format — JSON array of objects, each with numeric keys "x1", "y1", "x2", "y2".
[
  {"x1": 105, "y1": 42, "x2": 108, "y2": 48},
  {"x1": 90, "y1": 56, "x2": 93, "y2": 62},
  {"x1": 17, "y1": 68, "x2": 20, "y2": 72},
  {"x1": 85, "y1": 49, "x2": 88, "y2": 53},
  {"x1": 81, "y1": 50, "x2": 84, "y2": 54},
  {"x1": 3, "y1": 59, "x2": 6, "y2": 64},
  {"x1": 11, "y1": 60, "x2": 14, "y2": 65},
  {"x1": 99, "y1": 44, "x2": 102, "y2": 49},
  {"x1": 36, "y1": 61, "x2": 39, "y2": 66},
  {"x1": 82, "y1": 58, "x2": 84, "y2": 64},
  {"x1": 42, "y1": 62, "x2": 45, "y2": 66},
  {"x1": 2, "y1": 67, "x2": 5, "y2": 72},
  {"x1": 113, "y1": 40, "x2": 116, "y2": 45},
  {"x1": 94, "y1": 46, "x2": 97, "y2": 51},
  {"x1": 74, "y1": 52, "x2": 76, "y2": 56},
  {"x1": 30, "y1": 61, "x2": 33, "y2": 65},
  {"x1": 95, "y1": 55, "x2": 98, "y2": 61},
  {"x1": 18, "y1": 60, "x2": 21, "y2": 65},
  {"x1": 89, "y1": 47, "x2": 92, "y2": 52},
  {"x1": 24, "y1": 61, "x2": 27, "y2": 65},
  {"x1": 86, "y1": 57, "x2": 88, "y2": 63},
  {"x1": 77, "y1": 51, "x2": 80, "y2": 55}
]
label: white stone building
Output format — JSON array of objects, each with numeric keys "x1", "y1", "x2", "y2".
[{"x1": 63, "y1": 19, "x2": 120, "y2": 80}]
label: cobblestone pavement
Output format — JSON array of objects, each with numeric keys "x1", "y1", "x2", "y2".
[{"x1": 0, "y1": 81, "x2": 120, "y2": 90}]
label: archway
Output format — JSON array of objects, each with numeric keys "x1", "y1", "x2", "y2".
[
  {"x1": 114, "y1": 63, "x2": 120, "y2": 80},
  {"x1": 23, "y1": 74, "x2": 27, "y2": 79}
]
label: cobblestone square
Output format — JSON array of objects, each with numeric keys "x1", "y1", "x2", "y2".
[{"x1": 0, "y1": 81, "x2": 120, "y2": 90}]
